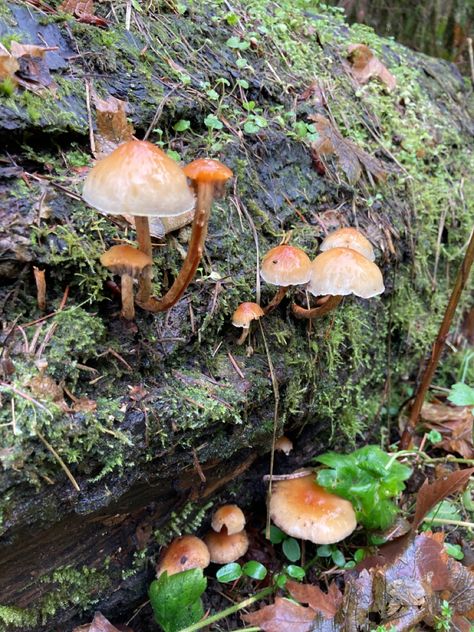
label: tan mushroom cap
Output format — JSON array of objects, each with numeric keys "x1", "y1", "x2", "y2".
[
  {"x1": 275, "y1": 436, "x2": 293, "y2": 455},
  {"x1": 156, "y1": 535, "x2": 210, "y2": 577},
  {"x1": 270, "y1": 474, "x2": 357, "y2": 544},
  {"x1": 204, "y1": 529, "x2": 249, "y2": 564},
  {"x1": 183, "y1": 158, "x2": 233, "y2": 183},
  {"x1": 211, "y1": 505, "x2": 246, "y2": 535},
  {"x1": 83, "y1": 139, "x2": 195, "y2": 217},
  {"x1": 100, "y1": 244, "x2": 152, "y2": 278},
  {"x1": 232, "y1": 302, "x2": 264, "y2": 329},
  {"x1": 261, "y1": 245, "x2": 312, "y2": 286},
  {"x1": 320, "y1": 227, "x2": 375, "y2": 261},
  {"x1": 308, "y1": 248, "x2": 384, "y2": 298}
]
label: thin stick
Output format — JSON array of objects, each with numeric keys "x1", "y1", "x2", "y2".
[
  {"x1": 180, "y1": 586, "x2": 273, "y2": 632},
  {"x1": 292, "y1": 295, "x2": 342, "y2": 319},
  {"x1": 125, "y1": 0, "x2": 132, "y2": 30},
  {"x1": 85, "y1": 79, "x2": 96, "y2": 156},
  {"x1": 263, "y1": 469, "x2": 312, "y2": 482},
  {"x1": 36, "y1": 430, "x2": 80, "y2": 492},
  {"x1": 467, "y1": 38, "x2": 474, "y2": 87},
  {"x1": 259, "y1": 320, "x2": 280, "y2": 540},
  {"x1": 424, "y1": 517, "x2": 474, "y2": 529},
  {"x1": 400, "y1": 225, "x2": 474, "y2": 449},
  {"x1": 33, "y1": 267, "x2": 46, "y2": 311}
]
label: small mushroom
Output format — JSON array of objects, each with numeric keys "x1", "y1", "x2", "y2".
[
  {"x1": 211, "y1": 504, "x2": 246, "y2": 536},
  {"x1": 269, "y1": 473, "x2": 356, "y2": 544},
  {"x1": 320, "y1": 227, "x2": 375, "y2": 261},
  {"x1": 275, "y1": 436, "x2": 293, "y2": 455},
  {"x1": 292, "y1": 247, "x2": 384, "y2": 319},
  {"x1": 83, "y1": 139, "x2": 195, "y2": 304},
  {"x1": 156, "y1": 535, "x2": 210, "y2": 577},
  {"x1": 100, "y1": 245, "x2": 152, "y2": 320},
  {"x1": 204, "y1": 528, "x2": 249, "y2": 564},
  {"x1": 260, "y1": 244, "x2": 312, "y2": 314},
  {"x1": 232, "y1": 302, "x2": 264, "y2": 345},
  {"x1": 137, "y1": 158, "x2": 233, "y2": 313}
]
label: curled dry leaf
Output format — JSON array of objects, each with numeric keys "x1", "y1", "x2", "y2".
[
  {"x1": 347, "y1": 43, "x2": 397, "y2": 91},
  {"x1": 72, "y1": 611, "x2": 134, "y2": 632},
  {"x1": 94, "y1": 95, "x2": 134, "y2": 159},
  {"x1": 286, "y1": 580, "x2": 342, "y2": 619},
  {"x1": 0, "y1": 41, "x2": 58, "y2": 92},
  {"x1": 59, "y1": 0, "x2": 107, "y2": 25},
  {"x1": 242, "y1": 597, "x2": 316, "y2": 632},
  {"x1": 421, "y1": 401, "x2": 473, "y2": 459},
  {"x1": 310, "y1": 114, "x2": 387, "y2": 184}
]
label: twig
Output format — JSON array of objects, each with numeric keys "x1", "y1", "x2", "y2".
[
  {"x1": 125, "y1": 0, "x2": 132, "y2": 30},
  {"x1": 227, "y1": 351, "x2": 245, "y2": 379},
  {"x1": 85, "y1": 79, "x2": 96, "y2": 156},
  {"x1": 424, "y1": 517, "x2": 474, "y2": 529},
  {"x1": 33, "y1": 267, "x2": 46, "y2": 311},
  {"x1": 467, "y1": 38, "x2": 474, "y2": 87},
  {"x1": 400, "y1": 224, "x2": 474, "y2": 449},
  {"x1": 36, "y1": 430, "x2": 80, "y2": 492},
  {"x1": 263, "y1": 469, "x2": 312, "y2": 482},
  {"x1": 0, "y1": 382, "x2": 53, "y2": 417},
  {"x1": 231, "y1": 190, "x2": 261, "y2": 305},
  {"x1": 143, "y1": 86, "x2": 178, "y2": 141}
]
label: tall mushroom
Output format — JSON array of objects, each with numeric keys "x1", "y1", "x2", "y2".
[
  {"x1": 100, "y1": 245, "x2": 152, "y2": 320},
  {"x1": 232, "y1": 302, "x2": 264, "y2": 345},
  {"x1": 260, "y1": 244, "x2": 312, "y2": 314},
  {"x1": 83, "y1": 139, "x2": 195, "y2": 304},
  {"x1": 319, "y1": 227, "x2": 375, "y2": 261},
  {"x1": 292, "y1": 247, "x2": 384, "y2": 319},
  {"x1": 136, "y1": 158, "x2": 233, "y2": 313}
]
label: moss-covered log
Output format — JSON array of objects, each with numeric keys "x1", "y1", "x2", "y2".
[{"x1": 0, "y1": 0, "x2": 473, "y2": 630}]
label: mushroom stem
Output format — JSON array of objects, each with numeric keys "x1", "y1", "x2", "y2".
[
  {"x1": 120, "y1": 274, "x2": 135, "y2": 320},
  {"x1": 134, "y1": 216, "x2": 153, "y2": 303},
  {"x1": 236, "y1": 327, "x2": 250, "y2": 346},
  {"x1": 263, "y1": 286, "x2": 289, "y2": 315},
  {"x1": 291, "y1": 295, "x2": 342, "y2": 319},
  {"x1": 137, "y1": 182, "x2": 214, "y2": 313}
]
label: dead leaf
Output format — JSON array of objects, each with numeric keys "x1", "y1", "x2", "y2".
[
  {"x1": 242, "y1": 597, "x2": 316, "y2": 632},
  {"x1": 10, "y1": 42, "x2": 58, "y2": 59},
  {"x1": 342, "y1": 569, "x2": 373, "y2": 631},
  {"x1": 421, "y1": 401, "x2": 474, "y2": 459},
  {"x1": 412, "y1": 468, "x2": 474, "y2": 530},
  {"x1": 446, "y1": 557, "x2": 474, "y2": 615},
  {"x1": 94, "y1": 95, "x2": 134, "y2": 158},
  {"x1": 299, "y1": 80, "x2": 325, "y2": 106},
  {"x1": 0, "y1": 41, "x2": 58, "y2": 93},
  {"x1": 59, "y1": 0, "x2": 108, "y2": 27},
  {"x1": 72, "y1": 612, "x2": 133, "y2": 632},
  {"x1": 347, "y1": 44, "x2": 397, "y2": 91},
  {"x1": 286, "y1": 580, "x2": 342, "y2": 618},
  {"x1": 309, "y1": 114, "x2": 388, "y2": 184},
  {"x1": 0, "y1": 44, "x2": 20, "y2": 82},
  {"x1": 72, "y1": 398, "x2": 97, "y2": 413}
]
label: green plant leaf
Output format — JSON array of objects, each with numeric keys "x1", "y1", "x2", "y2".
[
  {"x1": 316, "y1": 545, "x2": 332, "y2": 558},
  {"x1": 286, "y1": 564, "x2": 305, "y2": 580},
  {"x1": 316, "y1": 445, "x2": 412, "y2": 530},
  {"x1": 149, "y1": 569, "x2": 207, "y2": 632},
  {"x1": 331, "y1": 548, "x2": 346, "y2": 567},
  {"x1": 216, "y1": 562, "x2": 242, "y2": 583},
  {"x1": 204, "y1": 114, "x2": 223, "y2": 130},
  {"x1": 269, "y1": 525, "x2": 286, "y2": 544},
  {"x1": 173, "y1": 119, "x2": 191, "y2": 132},
  {"x1": 444, "y1": 542, "x2": 464, "y2": 560},
  {"x1": 447, "y1": 383, "x2": 474, "y2": 407},
  {"x1": 282, "y1": 537, "x2": 301, "y2": 562},
  {"x1": 242, "y1": 560, "x2": 267, "y2": 580},
  {"x1": 243, "y1": 120, "x2": 261, "y2": 134}
]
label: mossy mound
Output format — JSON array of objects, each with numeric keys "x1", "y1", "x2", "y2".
[{"x1": 0, "y1": 1, "x2": 473, "y2": 629}]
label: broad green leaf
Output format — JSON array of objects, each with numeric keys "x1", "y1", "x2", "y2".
[
  {"x1": 447, "y1": 383, "x2": 474, "y2": 407},
  {"x1": 282, "y1": 537, "x2": 301, "y2": 562},
  {"x1": 243, "y1": 120, "x2": 261, "y2": 134},
  {"x1": 331, "y1": 549, "x2": 346, "y2": 567},
  {"x1": 204, "y1": 114, "x2": 223, "y2": 130},
  {"x1": 149, "y1": 568, "x2": 207, "y2": 632},
  {"x1": 287, "y1": 564, "x2": 305, "y2": 580},
  {"x1": 269, "y1": 525, "x2": 286, "y2": 544},
  {"x1": 173, "y1": 119, "x2": 191, "y2": 132},
  {"x1": 216, "y1": 562, "x2": 242, "y2": 583},
  {"x1": 242, "y1": 560, "x2": 267, "y2": 580},
  {"x1": 444, "y1": 542, "x2": 464, "y2": 560}
]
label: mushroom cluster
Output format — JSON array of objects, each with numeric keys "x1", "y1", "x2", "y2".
[
  {"x1": 231, "y1": 226, "x2": 384, "y2": 341},
  {"x1": 83, "y1": 139, "x2": 233, "y2": 319}
]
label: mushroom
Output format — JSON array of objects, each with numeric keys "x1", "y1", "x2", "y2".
[
  {"x1": 211, "y1": 504, "x2": 246, "y2": 536},
  {"x1": 156, "y1": 535, "x2": 210, "y2": 577},
  {"x1": 292, "y1": 247, "x2": 384, "y2": 319},
  {"x1": 137, "y1": 158, "x2": 233, "y2": 313},
  {"x1": 232, "y1": 302, "x2": 264, "y2": 345},
  {"x1": 100, "y1": 244, "x2": 152, "y2": 320},
  {"x1": 275, "y1": 436, "x2": 293, "y2": 455},
  {"x1": 319, "y1": 227, "x2": 375, "y2": 261},
  {"x1": 204, "y1": 528, "x2": 249, "y2": 564},
  {"x1": 269, "y1": 473, "x2": 356, "y2": 544},
  {"x1": 260, "y1": 244, "x2": 312, "y2": 314},
  {"x1": 83, "y1": 139, "x2": 195, "y2": 304}
]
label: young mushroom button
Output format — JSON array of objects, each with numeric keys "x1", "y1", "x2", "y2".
[
  {"x1": 232, "y1": 302, "x2": 264, "y2": 345},
  {"x1": 269, "y1": 474, "x2": 357, "y2": 544},
  {"x1": 83, "y1": 139, "x2": 195, "y2": 304},
  {"x1": 136, "y1": 158, "x2": 233, "y2": 313},
  {"x1": 211, "y1": 504, "x2": 246, "y2": 536},
  {"x1": 204, "y1": 529, "x2": 249, "y2": 564},
  {"x1": 156, "y1": 535, "x2": 210, "y2": 577},
  {"x1": 100, "y1": 245, "x2": 152, "y2": 320},
  {"x1": 320, "y1": 227, "x2": 375, "y2": 261},
  {"x1": 260, "y1": 245, "x2": 312, "y2": 314}
]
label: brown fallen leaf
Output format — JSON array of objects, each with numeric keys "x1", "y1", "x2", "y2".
[
  {"x1": 94, "y1": 95, "x2": 134, "y2": 159},
  {"x1": 59, "y1": 0, "x2": 108, "y2": 27},
  {"x1": 0, "y1": 41, "x2": 58, "y2": 92},
  {"x1": 421, "y1": 401, "x2": 474, "y2": 459},
  {"x1": 242, "y1": 597, "x2": 316, "y2": 632},
  {"x1": 310, "y1": 114, "x2": 388, "y2": 184},
  {"x1": 286, "y1": 580, "x2": 342, "y2": 618},
  {"x1": 72, "y1": 612, "x2": 133, "y2": 632},
  {"x1": 342, "y1": 569, "x2": 373, "y2": 631},
  {"x1": 411, "y1": 468, "x2": 474, "y2": 530},
  {"x1": 347, "y1": 44, "x2": 397, "y2": 91},
  {"x1": 10, "y1": 42, "x2": 58, "y2": 59}
]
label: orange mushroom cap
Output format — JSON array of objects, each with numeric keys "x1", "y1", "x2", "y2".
[
  {"x1": 232, "y1": 302, "x2": 264, "y2": 329},
  {"x1": 260, "y1": 245, "x2": 312, "y2": 287},
  {"x1": 100, "y1": 244, "x2": 152, "y2": 278},
  {"x1": 183, "y1": 158, "x2": 233, "y2": 183},
  {"x1": 211, "y1": 505, "x2": 246, "y2": 535},
  {"x1": 320, "y1": 227, "x2": 374, "y2": 261},
  {"x1": 156, "y1": 535, "x2": 210, "y2": 577},
  {"x1": 204, "y1": 529, "x2": 249, "y2": 564},
  {"x1": 270, "y1": 474, "x2": 357, "y2": 544},
  {"x1": 275, "y1": 436, "x2": 293, "y2": 455},
  {"x1": 308, "y1": 248, "x2": 384, "y2": 298},
  {"x1": 83, "y1": 140, "x2": 195, "y2": 217}
]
